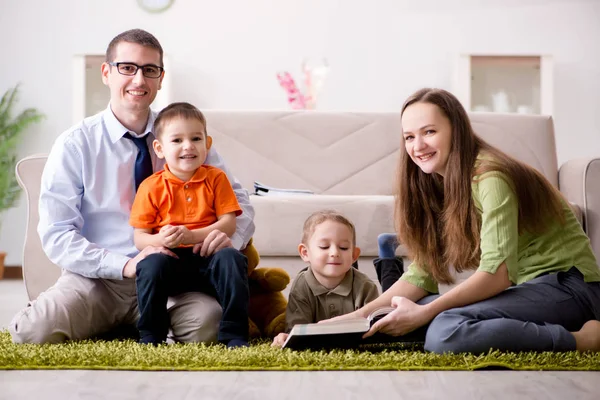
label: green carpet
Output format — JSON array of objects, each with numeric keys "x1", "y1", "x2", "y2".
[{"x1": 1, "y1": 331, "x2": 599, "y2": 371}]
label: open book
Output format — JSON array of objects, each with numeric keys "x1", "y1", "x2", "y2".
[
  {"x1": 282, "y1": 306, "x2": 396, "y2": 350},
  {"x1": 253, "y1": 181, "x2": 314, "y2": 197}
]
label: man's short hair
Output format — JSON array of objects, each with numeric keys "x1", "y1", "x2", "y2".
[{"x1": 105, "y1": 29, "x2": 164, "y2": 66}]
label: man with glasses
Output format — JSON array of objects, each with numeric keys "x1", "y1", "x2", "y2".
[{"x1": 9, "y1": 29, "x2": 255, "y2": 344}]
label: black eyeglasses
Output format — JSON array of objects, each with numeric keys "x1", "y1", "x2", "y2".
[{"x1": 108, "y1": 62, "x2": 164, "y2": 79}]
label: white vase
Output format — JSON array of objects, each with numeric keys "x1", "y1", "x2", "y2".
[{"x1": 491, "y1": 91, "x2": 511, "y2": 113}]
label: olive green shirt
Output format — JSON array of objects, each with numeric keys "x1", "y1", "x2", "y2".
[
  {"x1": 401, "y1": 171, "x2": 600, "y2": 294},
  {"x1": 285, "y1": 267, "x2": 380, "y2": 331}
]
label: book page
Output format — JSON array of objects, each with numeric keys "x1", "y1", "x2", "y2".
[
  {"x1": 254, "y1": 181, "x2": 314, "y2": 194},
  {"x1": 289, "y1": 318, "x2": 370, "y2": 336},
  {"x1": 367, "y1": 306, "x2": 396, "y2": 324}
]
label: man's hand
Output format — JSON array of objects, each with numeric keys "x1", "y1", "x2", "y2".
[
  {"x1": 271, "y1": 332, "x2": 289, "y2": 348},
  {"x1": 122, "y1": 245, "x2": 178, "y2": 278},
  {"x1": 363, "y1": 296, "x2": 433, "y2": 338},
  {"x1": 158, "y1": 224, "x2": 189, "y2": 248},
  {"x1": 192, "y1": 229, "x2": 233, "y2": 257}
]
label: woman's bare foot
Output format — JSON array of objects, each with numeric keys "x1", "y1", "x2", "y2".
[{"x1": 571, "y1": 320, "x2": 600, "y2": 352}]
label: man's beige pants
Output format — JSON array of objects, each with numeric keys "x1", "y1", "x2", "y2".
[{"x1": 9, "y1": 270, "x2": 222, "y2": 344}]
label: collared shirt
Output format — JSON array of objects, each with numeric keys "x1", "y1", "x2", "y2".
[
  {"x1": 401, "y1": 164, "x2": 600, "y2": 294},
  {"x1": 38, "y1": 105, "x2": 255, "y2": 280},
  {"x1": 285, "y1": 267, "x2": 380, "y2": 332},
  {"x1": 129, "y1": 164, "x2": 242, "y2": 234}
]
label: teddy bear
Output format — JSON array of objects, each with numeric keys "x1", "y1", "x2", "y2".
[{"x1": 241, "y1": 239, "x2": 290, "y2": 338}]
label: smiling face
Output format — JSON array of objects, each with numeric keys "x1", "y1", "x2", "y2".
[
  {"x1": 152, "y1": 117, "x2": 208, "y2": 181},
  {"x1": 401, "y1": 102, "x2": 453, "y2": 177},
  {"x1": 299, "y1": 220, "x2": 361, "y2": 289},
  {"x1": 101, "y1": 41, "x2": 163, "y2": 124}
]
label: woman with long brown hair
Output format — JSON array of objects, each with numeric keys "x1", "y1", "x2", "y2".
[{"x1": 333, "y1": 88, "x2": 600, "y2": 354}]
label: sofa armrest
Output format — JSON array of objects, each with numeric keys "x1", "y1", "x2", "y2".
[
  {"x1": 15, "y1": 154, "x2": 62, "y2": 301},
  {"x1": 559, "y1": 157, "x2": 600, "y2": 261}
]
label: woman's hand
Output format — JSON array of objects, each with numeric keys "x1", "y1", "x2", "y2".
[{"x1": 363, "y1": 296, "x2": 434, "y2": 338}]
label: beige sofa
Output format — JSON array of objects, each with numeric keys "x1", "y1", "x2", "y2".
[{"x1": 16, "y1": 111, "x2": 600, "y2": 300}]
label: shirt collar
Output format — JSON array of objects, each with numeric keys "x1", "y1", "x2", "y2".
[
  {"x1": 305, "y1": 266, "x2": 354, "y2": 296},
  {"x1": 103, "y1": 105, "x2": 156, "y2": 144},
  {"x1": 162, "y1": 164, "x2": 208, "y2": 183}
]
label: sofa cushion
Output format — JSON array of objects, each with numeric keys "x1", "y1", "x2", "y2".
[
  {"x1": 251, "y1": 194, "x2": 582, "y2": 258},
  {"x1": 250, "y1": 194, "x2": 408, "y2": 257},
  {"x1": 204, "y1": 111, "x2": 401, "y2": 195}
]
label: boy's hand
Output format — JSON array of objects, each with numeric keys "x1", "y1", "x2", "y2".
[
  {"x1": 175, "y1": 225, "x2": 194, "y2": 245},
  {"x1": 193, "y1": 229, "x2": 232, "y2": 257},
  {"x1": 271, "y1": 333, "x2": 289, "y2": 348},
  {"x1": 159, "y1": 224, "x2": 185, "y2": 248}
]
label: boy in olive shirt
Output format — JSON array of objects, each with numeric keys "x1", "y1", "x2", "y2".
[{"x1": 272, "y1": 210, "x2": 379, "y2": 347}]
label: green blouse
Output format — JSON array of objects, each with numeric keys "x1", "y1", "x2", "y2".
[{"x1": 401, "y1": 171, "x2": 600, "y2": 294}]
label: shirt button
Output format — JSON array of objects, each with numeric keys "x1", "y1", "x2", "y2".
[
  {"x1": 184, "y1": 185, "x2": 189, "y2": 189},
  {"x1": 329, "y1": 304, "x2": 335, "y2": 310},
  {"x1": 186, "y1": 197, "x2": 192, "y2": 202}
]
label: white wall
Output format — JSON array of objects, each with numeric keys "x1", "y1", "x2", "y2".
[{"x1": 1, "y1": 0, "x2": 599, "y2": 265}]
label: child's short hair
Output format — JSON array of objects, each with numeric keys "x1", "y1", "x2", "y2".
[
  {"x1": 301, "y1": 210, "x2": 357, "y2": 246},
  {"x1": 154, "y1": 102, "x2": 207, "y2": 139}
]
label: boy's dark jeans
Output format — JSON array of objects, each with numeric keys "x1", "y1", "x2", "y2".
[{"x1": 136, "y1": 247, "x2": 249, "y2": 344}]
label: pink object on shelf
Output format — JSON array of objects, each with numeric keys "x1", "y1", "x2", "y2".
[
  {"x1": 277, "y1": 59, "x2": 329, "y2": 110},
  {"x1": 277, "y1": 71, "x2": 306, "y2": 109}
]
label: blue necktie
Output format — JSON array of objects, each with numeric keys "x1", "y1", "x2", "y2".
[{"x1": 124, "y1": 133, "x2": 153, "y2": 191}]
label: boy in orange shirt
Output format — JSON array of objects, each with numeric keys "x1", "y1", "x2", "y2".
[{"x1": 130, "y1": 102, "x2": 249, "y2": 347}]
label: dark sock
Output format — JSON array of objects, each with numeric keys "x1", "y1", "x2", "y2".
[
  {"x1": 139, "y1": 335, "x2": 163, "y2": 346},
  {"x1": 227, "y1": 339, "x2": 249, "y2": 348}
]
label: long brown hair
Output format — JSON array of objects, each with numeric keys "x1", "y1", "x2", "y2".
[{"x1": 395, "y1": 88, "x2": 566, "y2": 284}]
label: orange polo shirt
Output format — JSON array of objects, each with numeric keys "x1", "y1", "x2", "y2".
[{"x1": 129, "y1": 164, "x2": 242, "y2": 234}]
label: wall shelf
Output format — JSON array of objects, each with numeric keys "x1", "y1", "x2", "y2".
[{"x1": 453, "y1": 54, "x2": 553, "y2": 115}]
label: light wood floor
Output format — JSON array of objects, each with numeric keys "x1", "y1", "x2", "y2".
[{"x1": 1, "y1": 279, "x2": 599, "y2": 400}]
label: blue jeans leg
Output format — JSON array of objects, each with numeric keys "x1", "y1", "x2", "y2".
[
  {"x1": 377, "y1": 233, "x2": 399, "y2": 259},
  {"x1": 424, "y1": 268, "x2": 599, "y2": 354},
  {"x1": 136, "y1": 253, "x2": 179, "y2": 343},
  {"x1": 204, "y1": 247, "x2": 250, "y2": 342}
]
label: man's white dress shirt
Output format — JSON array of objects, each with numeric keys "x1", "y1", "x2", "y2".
[{"x1": 39, "y1": 106, "x2": 255, "y2": 280}]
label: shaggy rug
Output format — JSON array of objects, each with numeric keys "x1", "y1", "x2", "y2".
[{"x1": 1, "y1": 331, "x2": 599, "y2": 371}]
